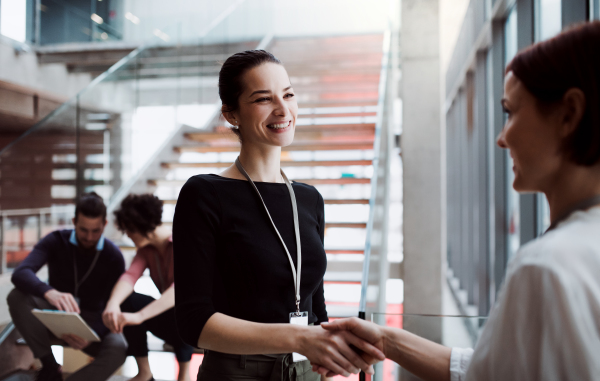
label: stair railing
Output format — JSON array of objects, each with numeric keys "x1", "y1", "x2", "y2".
[{"x1": 357, "y1": 27, "x2": 395, "y2": 381}]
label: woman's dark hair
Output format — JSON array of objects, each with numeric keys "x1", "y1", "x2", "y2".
[
  {"x1": 75, "y1": 192, "x2": 106, "y2": 222},
  {"x1": 506, "y1": 21, "x2": 600, "y2": 166},
  {"x1": 114, "y1": 193, "x2": 163, "y2": 237},
  {"x1": 218, "y1": 50, "x2": 282, "y2": 139}
]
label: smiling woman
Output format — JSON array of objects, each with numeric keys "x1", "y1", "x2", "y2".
[{"x1": 172, "y1": 50, "x2": 385, "y2": 381}]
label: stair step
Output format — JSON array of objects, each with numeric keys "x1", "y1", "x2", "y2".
[
  {"x1": 211, "y1": 123, "x2": 375, "y2": 133},
  {"x1": 149, "y1": 178, "x2": 371, "y2": 186},
  {"x1": 325, "y1": 222, "x2": 368, "y2": 229},
  {"x1": 298, "y1": 101, "x2": 378, "y2": 108},
  {"x1": 184, "y1": 130, "x2": 374, "y2": 143},
  {"x1": 119, "y1": 245, "x2": 365, "y2": 254},
  {"x1": 161, "y1": 160, "x2": 373, "y2": 169},
  {"x1": 174, "y1": 142, "x2": 374, "y2": 153},
  {"x1": 162, "y1": 198, "x2": 369, "y2": 205},
  {"x1": 326, "y1": 249, "x2": 364, "y2": 254},
  {"x1": 298, "y1": 112, "x2": 377, "y2": 118},
  {"x1": 154, "y1": 221, "x2": 367, "y2": 229},
  {"x1": 323, "y1": 280, "x2": 362, "y2": 285}
]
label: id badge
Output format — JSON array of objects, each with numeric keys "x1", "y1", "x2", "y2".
[{"x1": 289, "y1": 311, "x2": 308, "y2": 362}]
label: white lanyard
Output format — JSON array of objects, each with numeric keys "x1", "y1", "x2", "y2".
[{"x1": 235, "y1": 157, "x2": 302, "y2": 314}]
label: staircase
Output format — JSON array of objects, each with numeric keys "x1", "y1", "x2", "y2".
[{"x1": 117, "y1": 34, "x2": 386, "y2": 318}]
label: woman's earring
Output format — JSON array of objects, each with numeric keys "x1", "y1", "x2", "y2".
[{"x1": 232, "y1": 120, "x2": 239, "y2": 130}]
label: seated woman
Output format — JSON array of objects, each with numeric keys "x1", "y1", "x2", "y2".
[
  {"x1": 102, "y1": 194, "x2": 193, "y2": 381},
  {"x1": 314, "y1": 20, "x2": 600, "y2": 381}
]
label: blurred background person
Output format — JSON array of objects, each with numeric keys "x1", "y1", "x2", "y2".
[
  {"x1": 7, "y1": 192, "x2": 127, "y2": 381},
  {"x1": 103, "y1": 194, "x2": 193, "y2": 381}
]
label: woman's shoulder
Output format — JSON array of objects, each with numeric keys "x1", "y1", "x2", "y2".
[
  {"x1": 511, "y1": 209, "x2": 600, "y2": 283},
  {"x1": 181, "y1": 174, "x2": 237, "y2": 194},
  {"x1": 290, "y1": 179, "x2": 321, "y2": 195},
  {"x1": 182, "y1": 173, "x2": 222, "y2": 187},
  {"x1": 291, "y1": 181, "x2": 324, "y2": 203},
  {"x1": 176, "y1": 174, "x2": 225, "y2": 210}
]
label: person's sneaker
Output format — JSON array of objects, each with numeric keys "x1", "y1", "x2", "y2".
[{"x1": 36, "y1": 366, "x2": 63, "y2": 381}]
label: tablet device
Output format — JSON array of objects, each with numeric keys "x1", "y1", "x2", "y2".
[{"x1": 32, "y1": 309, "x2": 101, "y2": 342}]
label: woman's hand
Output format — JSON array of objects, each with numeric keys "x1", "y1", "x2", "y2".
[
  {"x1": 119, "y1": 312, "x2": 144, "y2": 328},
  {"x1": 297, "y1": 325, "x2": 385, "y2": 377},
  {"x1": 102, "y1": 308, "x2": 144, "y2": 333},
  {"x1": 102, "y1": 303, "x2": 122, "y2": 333},
  {"x1": 311, "y1": 318, "x2": 386, "y2": 377}
]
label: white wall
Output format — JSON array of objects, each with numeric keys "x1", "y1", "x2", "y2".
[
  {"x1": 440, "y1": 0, "x2": 470, "y2": 74},
  {"x1": 273, "y1": 0, "x2": 392, "y2": 37},
  {"x1": 0, "y1": 36, "x2": 91, "y2": 98}
]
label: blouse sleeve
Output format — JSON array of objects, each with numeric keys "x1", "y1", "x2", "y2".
[
  {"x1": 311, "y1": 190, "x2": 328, "y2": 324},
  {"x1": 119, "y1": 252, "x2": 147, "y2": 287},
  {"x1": 173, "y1": 176, "x2": 222, "y2": 348},
  {"x1": 450, "y1": 347, "x2": 473, "y2": 381}
]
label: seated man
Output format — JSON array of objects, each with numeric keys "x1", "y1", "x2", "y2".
[{"x1": 7, "y1": 192, "x2": 127, "y2": 381}]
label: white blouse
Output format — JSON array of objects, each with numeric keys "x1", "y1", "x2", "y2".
[{"x1": 450, "y1": 207, "x2": 600, "y2": 381}]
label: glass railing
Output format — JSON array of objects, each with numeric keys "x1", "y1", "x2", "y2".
[
  {"x1": 0, "y1": 0, "x2": 274, "y2": 274},
  {"x1": 30, "y1": 0, "x2": 252, "y2": 45},
  {"x1": 39, "y1": 0, "x2": 123, "y2": 44},
  {"x1": 358, "y1": 28, "x2": 394, "y2": 319},
  {"x1": 370, "y1": 313, "x2": 488, "y2": 381}
]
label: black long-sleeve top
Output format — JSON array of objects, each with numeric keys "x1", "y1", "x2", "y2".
[
  {"x1": 173, "y1": 174, "x2": 328, "y2": 348},
  {"x1": 11, "y1": 230, "x2": 125, "y2": 336}
]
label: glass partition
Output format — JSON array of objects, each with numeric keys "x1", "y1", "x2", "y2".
[
  {"x1": 0, "y1": 0, "x2": 274, "y2": 273},
  {"x1": 592, "y1": 0, "x2": 600, "y2": 20},
  {"x1": 535, "y1": 0, "x2": 562, "y2": 42},
  {"x1": 30, "y1": 0, "x2": 275, "y2": 46},
  {"x1": 40, "y1": 0, "x2": 123, "y2": 44},
  {"x1": 370, "y1": 313, "x2": 489, "y2": 381}
]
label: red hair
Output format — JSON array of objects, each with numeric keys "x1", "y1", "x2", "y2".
[{"x1": 506, "y1": 21, "x2": 600, "y2": 166}]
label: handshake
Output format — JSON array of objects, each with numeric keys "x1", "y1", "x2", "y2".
[{"x1": 303, "y1": 317, "x2": 388, "y2": 378}]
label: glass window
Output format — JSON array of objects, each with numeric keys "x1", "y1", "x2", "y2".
[
  {"x1": 592, "y1": 0, "x2": 600, "y2": 20},
  {"x1": 535, "y1": 0, "x2": 562, "y2": 41},
  {"x1": 537, "y1": 193, "x2": 551, "y2": 235},
  {"x1": 0, "y1": 0, "x2": 27, "y2": 42},
  {"x1": 504, "y1": 7, "x2": 520, "y2": 261}
]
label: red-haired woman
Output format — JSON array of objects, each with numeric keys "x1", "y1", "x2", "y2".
[{"x1": 316, "y1": 21, "x2": 600, "y2": 381}]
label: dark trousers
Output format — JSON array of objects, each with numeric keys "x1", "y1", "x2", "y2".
[
  {"x1": 197, "y1": 351, "x2": 320, "y2": 381},
  {"x1": 120, "y1": 292, "x2": 194, "y2": 363},
  {"x1": 6, "y1": 288, "x2": 127, "y2": 381}
]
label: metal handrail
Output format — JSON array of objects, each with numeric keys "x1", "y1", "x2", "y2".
[
  {"x1": 358, "y1": 29, "x2": 392, "y2": 315},
  {"x1": 0, "y1": 323, "x2": 15, "y2": 347}
]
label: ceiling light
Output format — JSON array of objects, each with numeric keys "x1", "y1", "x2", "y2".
[
  {"x1": 91, "y1": 13, "x2": 103, "y2": 24},
  {"x1": 153, "y1": 29, "x2": 170, "y2": 42},
  {"x1": 125, "y1": 12, "x2": 140, "y2": 25}
]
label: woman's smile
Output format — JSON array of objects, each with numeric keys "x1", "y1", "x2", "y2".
[{"x1": 266, "y1": 120, "x2": 292, "y2": 132}]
